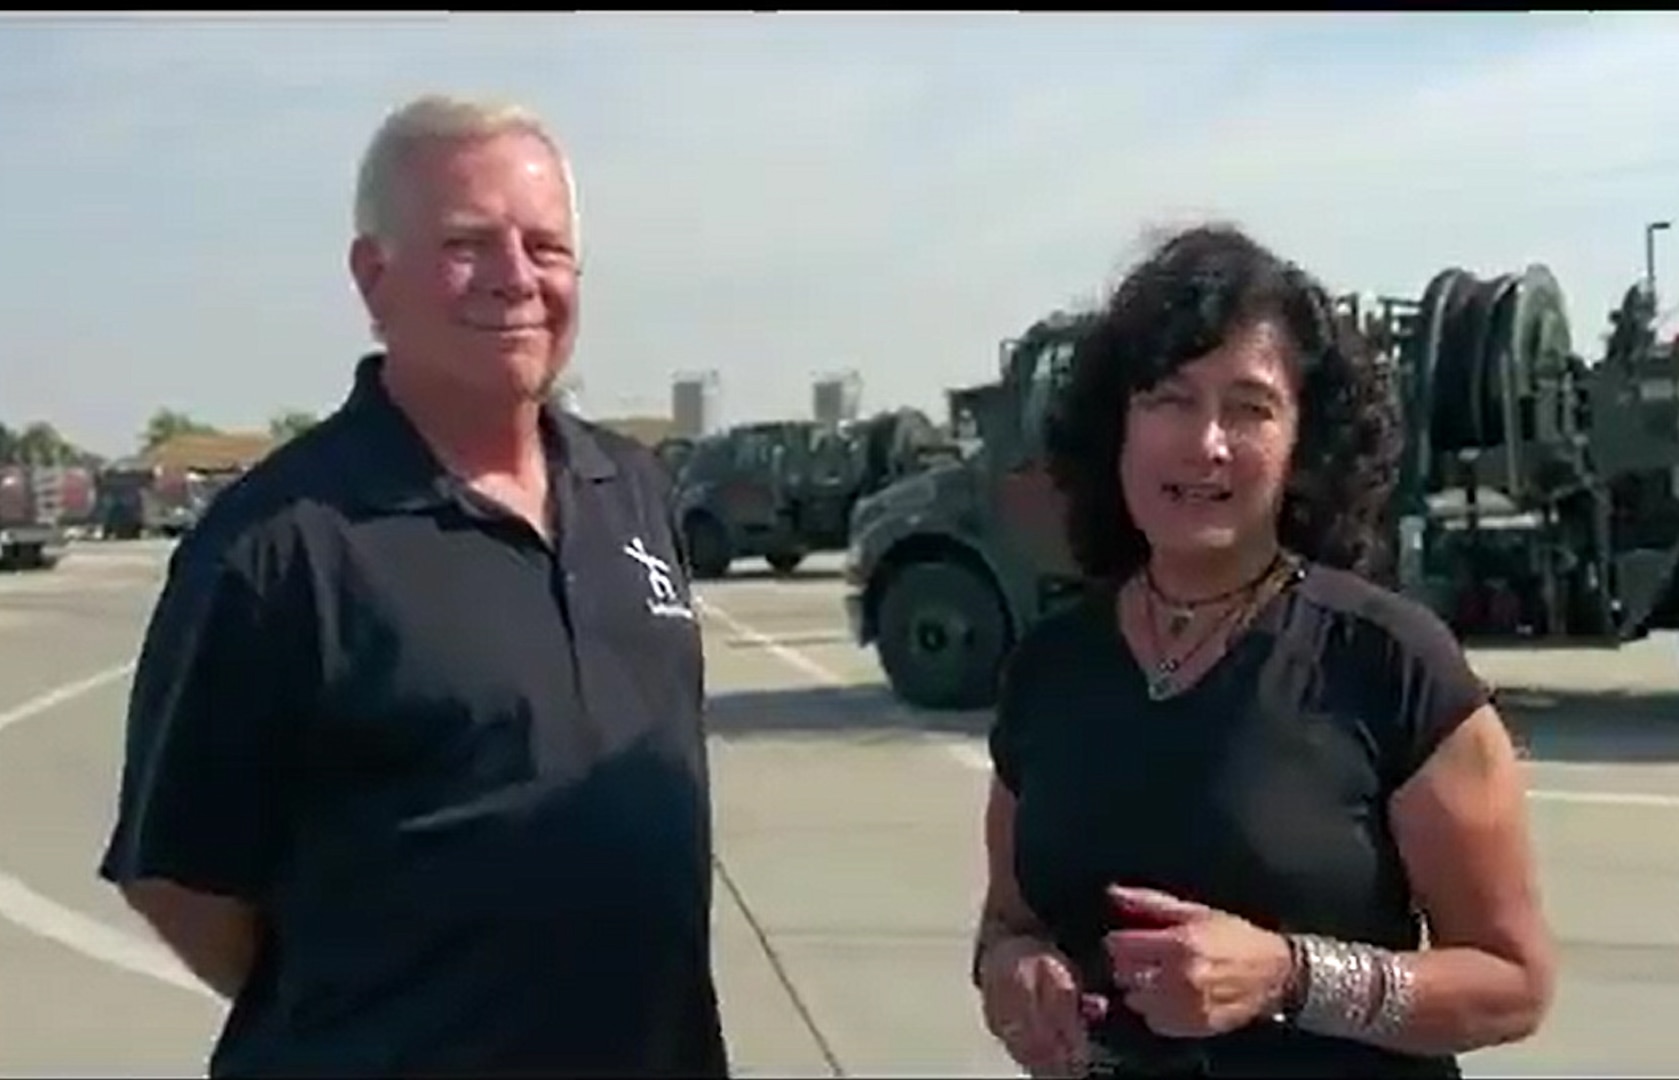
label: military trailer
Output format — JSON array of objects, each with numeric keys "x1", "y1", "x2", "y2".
[
  {"x1": 0, "y1": 465, "x2": 71, "y2": 570},
  {"x1": 672, "y1": 411, "x2": 957, "y2": 579},
  {"x1": 844, "y1": 266, "x2": 1679, "y2": 711}
]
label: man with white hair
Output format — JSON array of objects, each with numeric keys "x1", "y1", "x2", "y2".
[{"x1": 97, "y1": 94, "x2": 727, "y2": 1077}]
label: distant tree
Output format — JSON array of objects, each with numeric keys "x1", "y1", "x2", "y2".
[
  {"x1": 16, "y1": 422, "x2": 67, "y2": 464},
  {"x1": 0, "y1": 419, "x2": 100, "y2": 466},
  {"x1": 269, "y1": 409, "x2": 319, "y2": 443},
  {"x1": 142, "y1": 408, "x2": 219, "y2": 453}
]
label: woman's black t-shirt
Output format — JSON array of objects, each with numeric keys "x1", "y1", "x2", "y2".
[{"x1": 989, "y1": 563, "x2": 1492, "y2": 1078}]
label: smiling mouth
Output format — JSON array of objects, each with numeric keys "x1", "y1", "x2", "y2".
[
  {"x1": 461, "y1": 317, "x2": 547, "y2": 332},
  {"x1": 1163, "y1": 482, "x2": 1233, "y2": 504}
]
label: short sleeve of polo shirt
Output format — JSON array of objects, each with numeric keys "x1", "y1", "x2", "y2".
[{"x1": 97, "y1": 535, "x2": 304, "y2": 903}]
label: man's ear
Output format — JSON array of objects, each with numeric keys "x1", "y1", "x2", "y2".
[{"x1": 348, "y1": 235, "x2": 387, "y2": 335}]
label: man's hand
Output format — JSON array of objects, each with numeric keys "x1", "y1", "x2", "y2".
[{"x1": 1101, "y1": 885, "x2": 1293, "y2": 1039}]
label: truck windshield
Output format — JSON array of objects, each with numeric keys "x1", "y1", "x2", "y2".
[{"x1": 1020, "y1": 339, "x2": 1076, "y2": 450}]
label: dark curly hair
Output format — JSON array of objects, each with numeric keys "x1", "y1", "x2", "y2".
[{"x1": 1044, "y1": 223, "x2": 1402, "y2": 586}]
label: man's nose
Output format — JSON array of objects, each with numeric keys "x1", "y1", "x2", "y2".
[{"x1": 483, "y1": 236, "x2": 539, "y2": 294}]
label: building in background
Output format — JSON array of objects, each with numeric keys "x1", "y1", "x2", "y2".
[
  {"x1": 671, "y1": 371, "x2": 722, "y2": 439},
  {"x1": 594, "y1": 416, "x2": 680, "y2": 448},
  {"x1": 812, "y1": 370, "x2": 863, "y2": 427},
  {"x1": 144, "y1": 431, "x2": 276, "y2": 473}
]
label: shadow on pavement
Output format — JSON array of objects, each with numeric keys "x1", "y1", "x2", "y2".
[
  {"x1": 705, "y1": 680, "x2": 1679, "y2": 766},
  {"x1": 1498, "y1": 686, "x2": 1679, "y2": 765}
]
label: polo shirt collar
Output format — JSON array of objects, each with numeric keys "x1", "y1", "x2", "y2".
[{"x1": 339, "y1": 353, "x2": 615, "y2": 513}]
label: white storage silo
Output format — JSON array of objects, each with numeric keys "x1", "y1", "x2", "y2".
[
  {"x1": 671, "y1": 371, "x2": 722, "y2": 438},
  {"x1": 812, "y1": 370, "x2": 863, "y2": 426}
]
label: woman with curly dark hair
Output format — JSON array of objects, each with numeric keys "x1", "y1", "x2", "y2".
[{"x1": 969, "y1": 224, "x2": 1554, "y2": 1078}]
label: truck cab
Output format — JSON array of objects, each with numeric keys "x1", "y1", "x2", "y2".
[{"x1": 843, "y1": 312, "x2": 1092, "y2": 710}]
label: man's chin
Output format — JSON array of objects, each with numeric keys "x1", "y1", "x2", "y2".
[{"x1": 475, "y1": 341, "x2": 565, "y2": 399}]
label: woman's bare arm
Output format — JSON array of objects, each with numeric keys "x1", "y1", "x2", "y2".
[
  {"x1": 973, "y1": 778, "x2": 1053, "y2": 982},
  {"x1": 1333, "y1": 704, "x2": 1556, "y2": 1056}
]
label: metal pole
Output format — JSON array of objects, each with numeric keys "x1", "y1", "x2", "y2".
[{"x1": 1646, "y1": 220, "x2": 1672, "y2": 297}]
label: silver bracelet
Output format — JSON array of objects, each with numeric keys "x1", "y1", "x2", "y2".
[
  {"x1": 1367, "y1": 948, "x2": 1420, "y2": 1038},
  {"x1": 1288, "y1": 934, "x2": 1418, "y2": 1041}
]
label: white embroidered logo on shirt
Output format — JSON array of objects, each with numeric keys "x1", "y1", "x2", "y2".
[{"x1": 623, "y1": 536, "x2": 695, "y2": 620}]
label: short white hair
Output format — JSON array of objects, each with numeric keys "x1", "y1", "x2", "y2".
[{"x1": 353, "y1": 93, "x2": 580, "y2": 249}]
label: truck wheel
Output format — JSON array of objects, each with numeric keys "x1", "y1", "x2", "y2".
[
  {"x1": 876, "y1": 562, "x2": 1009, "y2": 711},
  {"x1": 685, "y1": 514, "x2": 733, "y2": 580},
  {"x1": 766, "y1": 550, "x2": 804, "y2": 576}
]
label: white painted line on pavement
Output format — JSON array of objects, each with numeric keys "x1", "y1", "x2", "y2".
[
  {"x1": 699, "y1": 598, "x2": 1679, "y2": 811},
  {"x1": 0, "y1": 661, "x2": 135, "y2": 736},
  {"x1": 1525, "y1": 788, "x2": 1679, "y2": 809},
  {"x1": 0, "y1": 871, "x2": 211, "y2": 998},
  {"x1": 0, "y1": 660, "x2": 212, "y2": 997},
  {"x1": 697, "y1": 596, "x2": 842, "y2": 687},
  {"x1": 941, "y1": 741, "x2": 992, "y2": 774}
]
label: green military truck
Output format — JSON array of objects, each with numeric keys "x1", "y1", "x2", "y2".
[
  {"x1": 844, "y1": 269, "x2": 1679, "y2": 711},
  {"x1": 670, "y1": 411, "x2": 957, "y2": 579}
]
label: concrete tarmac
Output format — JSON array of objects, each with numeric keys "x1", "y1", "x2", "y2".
[{"x1": 1, "y1": 542, "x2": 1677, "y2": 1076}]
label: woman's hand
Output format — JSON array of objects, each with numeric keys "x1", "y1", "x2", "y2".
[
  {"x1": 1101, "y1": 885, "x2": 1294, "y2": 1039},
  {"x1": 979, "y1": 934, "x2": 1110, "y2": 1077}
]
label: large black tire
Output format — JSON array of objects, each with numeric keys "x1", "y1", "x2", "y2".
[
  {"x1": 876, "y1": 561, "x2": 1010, "y2": 711},
  {"x1": 1, "y1": 544, "x2": 55, "y2": 572},
  {"x1": 685, "y1": 513, "x2": 733, "y2": 580}
]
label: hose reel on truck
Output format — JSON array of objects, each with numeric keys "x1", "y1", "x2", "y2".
[{"x1": 1400, "y1": 264, "x2": 1613, "y2": 637}]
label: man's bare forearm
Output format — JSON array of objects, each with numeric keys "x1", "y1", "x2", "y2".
[{"x1": 122, "y1": 880, "x2": 262, "y2": 1000}]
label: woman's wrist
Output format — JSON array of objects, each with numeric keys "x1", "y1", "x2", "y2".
[
  {"x1": 971, "y1": 925, "x2": 1053, "y2": 988},
  {"x1": 1266, "y1": 933, "x2": 1308, "y2": 1022},
  {"x1": 1278, "y1": 932, "x2": 1419, "y2": 1040}
]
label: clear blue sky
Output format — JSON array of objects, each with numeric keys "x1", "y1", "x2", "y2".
[{"x1": 3, "y1": 12, "x2": 1677, "y2": 456}]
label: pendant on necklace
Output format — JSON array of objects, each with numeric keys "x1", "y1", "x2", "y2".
[
  {"x1": 1148, "y1": 657, "x2": 1180, "y2": 701},
  {"x1": 1164, "y1": 605, "x2": 1194, "y2": 638}
]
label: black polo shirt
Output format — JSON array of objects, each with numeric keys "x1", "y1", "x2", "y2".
[{"x1": 98, "y1": 355, "x2": 726, "y2": 1079}]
